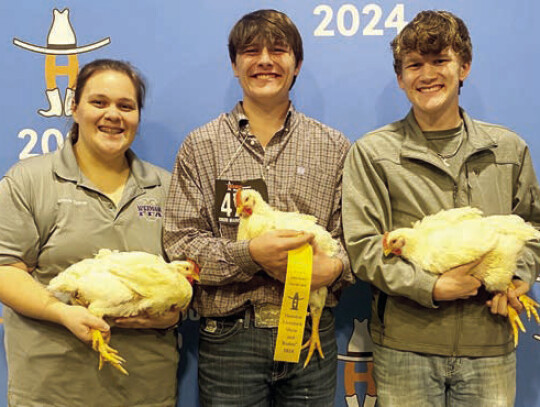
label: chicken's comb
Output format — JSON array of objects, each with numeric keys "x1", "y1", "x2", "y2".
[
  {"x1": 235, "y1": 187, "x2": 243, "y2": 208},
  {"x1": 382, "y1": 232, "x2": 389, "y2": 249}
]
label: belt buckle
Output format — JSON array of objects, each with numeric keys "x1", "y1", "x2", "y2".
[
  {"x1": 203, "y1": 319, "x2": 218, "y2": 333},
  {"x1": 253, "y1": 304, "x2": 281, "y2": 328}
]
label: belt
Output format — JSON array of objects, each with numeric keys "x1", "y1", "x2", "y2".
[{"x1": 207, "y1": 304, "x2": 282, "y2": 328}]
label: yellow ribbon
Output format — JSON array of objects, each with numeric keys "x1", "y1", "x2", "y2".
[{"x1": 274, "y1": 244, "x2": 312, "y2": 363}]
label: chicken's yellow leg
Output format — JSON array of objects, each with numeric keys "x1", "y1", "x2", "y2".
[
  {"x1": 507, "y1": 283, "x2": 540, "y2": 347},
  {"x1": 91, "y1": 329, "x2": 128, "y2": 375},
  {"x1": 518, "y1": 295, "x2": 540, "y2": 324},
  {"x1": 507, "y1": 306, "x2": 525, "y2": 347},
  {"x1": 301, "y1": 306, "x2": 325, "y2": 368}
]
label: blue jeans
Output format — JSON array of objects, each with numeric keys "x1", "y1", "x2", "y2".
[
  {"x1": 373, "y1": 344, "x2": 516, "y2": 407},
  {"x1": 198, "y1": 308, "x2": 337, "y2": 407}
]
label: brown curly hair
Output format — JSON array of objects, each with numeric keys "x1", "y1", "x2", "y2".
[{"x1": 391, "y1": 10, "x2": 472, "y2": 75}]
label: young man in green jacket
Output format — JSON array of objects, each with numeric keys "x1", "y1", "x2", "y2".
[{"x1": 343, "y1": 10, "x2": 540, "y2": 407}]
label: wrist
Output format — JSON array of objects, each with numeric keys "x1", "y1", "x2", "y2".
[
  {"x1": 44, "y1": 300, "x2": 69, "y2": 325},
  {"x1": 247, "y1": 239, "x2": 260, "y2": 265},
  {"x1": 240, "y1": 239, "x2": 262, "y2": 271}
]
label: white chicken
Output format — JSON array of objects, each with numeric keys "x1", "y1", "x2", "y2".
[
  {"x1": 235, "y1": 188, "x2": 338, "y2": 367},
  {"x1": 383, "y1": 207, "x2": 540, "y2": 345},
  {"x1": 48, "y1": 249, "x2": 199, "y2": 374}
]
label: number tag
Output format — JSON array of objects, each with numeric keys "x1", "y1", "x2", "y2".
[{"x1": 215, "y1": 179, "x2": 268, "y2": 224}]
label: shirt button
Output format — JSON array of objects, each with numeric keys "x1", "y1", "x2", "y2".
[
  {"x1": 250, "y1": 140, "x2": 255, "y2": 145},
  {"x1": 266, "y1": 165, "x2": 271, "y2": 170}
]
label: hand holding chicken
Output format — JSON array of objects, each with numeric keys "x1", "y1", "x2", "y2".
[
  {"x1": 48, "y1": 249, "x2": 199, "y2": 374},
  {"x1": 235, "y1": 188, "x2": 340, "y2": 367},
  {"x1": 383, "y1": 207, "x2": 540, "y2": 346}
]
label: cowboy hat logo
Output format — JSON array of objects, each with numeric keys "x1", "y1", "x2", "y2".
[{"x1": 13, "y1": 8, "x2": 110, "y2": 118}]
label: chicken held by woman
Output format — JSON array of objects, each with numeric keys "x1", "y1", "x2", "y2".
[{"x1": 48, "y1": 249, "x2": 199, "y2": 374}]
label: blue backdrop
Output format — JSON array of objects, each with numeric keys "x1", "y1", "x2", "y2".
[{"x1": 1, "y1": 1, "x2": 539, "y2": 406}]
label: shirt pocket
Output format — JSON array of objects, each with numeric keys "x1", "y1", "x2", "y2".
[{"x1": 466, "y1": 159, "x2": 515, "y2": 214}]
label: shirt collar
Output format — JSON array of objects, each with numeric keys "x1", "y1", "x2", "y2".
[
  {"x1": 53, "y1": 136, "x2": 81, "y2": 182},
  {"x1": 228, "y1": 101, "x2": 297, "y2": 140},
  {"x1": 53, "y1": 136, "x2": 162, "y2": 189}
]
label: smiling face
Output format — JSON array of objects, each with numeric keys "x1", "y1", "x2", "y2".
[
  {"x1": 232, "y1": 41, "x2": 302, "y2": 107},
  {"x1": 397, "y1": 48, "x2": 470, "y2": 129},
  {"x1": 72, "y1": 70, "x2": 140, "y2": 163}
]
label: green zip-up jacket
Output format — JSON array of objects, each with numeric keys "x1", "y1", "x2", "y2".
[{"x1": 343, "y1": 109, "x2": 540, "y2": 357}]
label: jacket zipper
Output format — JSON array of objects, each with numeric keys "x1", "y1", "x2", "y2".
[{"x1": 452, "y1": 176, "x2": 463, "y2": 356}]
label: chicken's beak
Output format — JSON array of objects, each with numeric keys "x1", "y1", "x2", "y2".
[
  {"x1": 236, "y1": 203, "x2": 243, "y2": 216},
  {"x1": 382, "y1": 232, "x2": 392, "y2": 256}
]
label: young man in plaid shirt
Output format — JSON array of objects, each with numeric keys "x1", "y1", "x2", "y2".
[{"x1": 164, "y1": 9, "x2": 353, "y2": 406}]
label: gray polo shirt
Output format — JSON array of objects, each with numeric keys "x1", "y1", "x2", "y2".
[{"x1": 0, "y1": 138, "x2": 178, "y2": 407}]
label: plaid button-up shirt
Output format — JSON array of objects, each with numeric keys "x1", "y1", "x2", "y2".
[{"x1": 164, "y1": 102, "x2": 353, "y2": 317}]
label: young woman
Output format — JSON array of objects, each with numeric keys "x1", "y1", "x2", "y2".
[{"x1": 0, "y1": 59, "x2": 179, "y2": 407}]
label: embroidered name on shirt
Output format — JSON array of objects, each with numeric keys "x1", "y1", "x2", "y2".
[
  {"x1": 57, "y1": 198, "x2": 88, "y2": 206},
  {"x1": 137, "y1": 199, "x2": 162, "y2": 221}
]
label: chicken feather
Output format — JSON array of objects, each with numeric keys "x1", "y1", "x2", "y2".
[
  {"x1": 235, "y1": 188, "x2": 338, "y2": 367},
  {"x1": 383, "y1": 207, "x2": 540, "y2": 346},
  {"x1": 48, "y1": 249, "x2": 199, "y2": 374}
]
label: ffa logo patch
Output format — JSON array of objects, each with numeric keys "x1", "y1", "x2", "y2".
[{"x1": 136, "y1": 198, "x2": 163, "y2": 221}]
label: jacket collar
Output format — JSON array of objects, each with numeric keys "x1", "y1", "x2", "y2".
[{"x1": 401, "y1": 108, "x2": 498, "y2": 161}]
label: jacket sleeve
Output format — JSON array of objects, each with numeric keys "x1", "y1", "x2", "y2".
[
  {"x1": 342, "y1": 140, "x2": 438, "y2": 308},
  {"x1": 513, "y1": 145, "x2": 540, "y2": 286},
  {"x1": 327, "y1": 139, "x2": 355, "y2": 293},
  {"x1": 163, "y1": 136, "x2": 260, "y2": 286}
]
